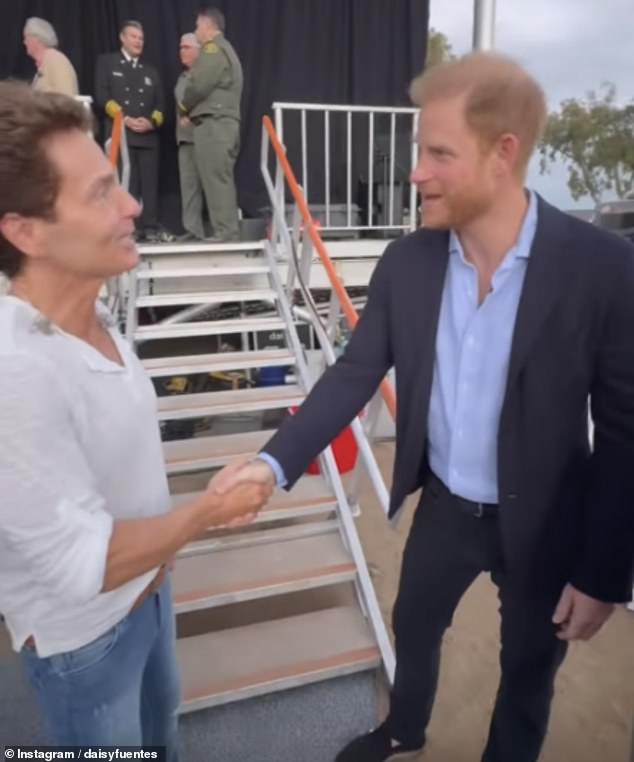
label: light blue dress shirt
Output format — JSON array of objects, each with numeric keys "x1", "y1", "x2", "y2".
[
  {"x1": 260, "y1": 192, "x2": 538, "y2": 499},
  {"x1": 257, "y1": 450, "x2": 287, "y2": 487},
  {"x1": 427, "y1": 191, "x2": 538, "y2": 503}
]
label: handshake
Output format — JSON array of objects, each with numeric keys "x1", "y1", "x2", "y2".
[{"x1": 205, "y1": 458, "x2": 277, "y2": 527}]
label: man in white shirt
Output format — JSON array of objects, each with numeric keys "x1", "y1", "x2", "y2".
[{"x1": 0, "y1": 82, "x2": 270, "y2": 755}]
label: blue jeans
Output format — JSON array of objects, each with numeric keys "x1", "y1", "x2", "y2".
[{"x1": 21, "y1": 579, "x2": 180, "y2": 760}]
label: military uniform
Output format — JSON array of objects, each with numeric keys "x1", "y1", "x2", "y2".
[
  {"x1": 174, "y1": 71, "x2": 205, "y2": 239},
  {"x1": 95, "y1": 51, "x2": 164, "y2": 236},
  {"x1": 179, "y1": 34, "x2": 243, "y2": 241}
]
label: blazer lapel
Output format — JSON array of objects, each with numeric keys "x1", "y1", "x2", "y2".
[
  {"x1": 407, "y1": 231, "x2": 449, "y2": 437},
  {"x1": 505, "y1": 197, "x2": 573, "y2": 392}
]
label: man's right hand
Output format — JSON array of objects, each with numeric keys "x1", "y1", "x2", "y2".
[
  {"x1": 208, "y1": 460, "x2": 276, "y2": 527},
  {"x1": 203, "y1": 479, "x2": 273, "y2": 527},
  {"x1": 210, "y1": 459, "x2": 276, "y2": 494}
]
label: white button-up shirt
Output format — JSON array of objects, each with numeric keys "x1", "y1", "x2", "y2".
[{"x1": 0, "y1": 296, "x2": 170, "y2": 657}]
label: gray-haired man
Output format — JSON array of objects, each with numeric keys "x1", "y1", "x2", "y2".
[
  {"x1": 23, "y1": 17, "x2": 78, "y2": 97},
  {"x1": 175, "y1": 34, "x2": 205, "y2": 241}
]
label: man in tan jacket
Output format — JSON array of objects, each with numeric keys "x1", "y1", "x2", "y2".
[{"x1": 23, "y1": 17, "x2": 79, "y2": 97}]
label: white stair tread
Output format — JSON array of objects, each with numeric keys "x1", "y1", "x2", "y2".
[
  {"x1": 172, "y1": 529, "x2": 354, "y2": 611},
  {"x1": 170, "y1": 474, "x2": 337, "y2": 524},
  {"x1": 142, "y1": 349, "x2": 292, "y2": 379},
  {"x1": 135, "y1": 316, "x2": 285, "y2": 340},
  {"x1": 177, "y1": 605, "x2": 380, "y2": 711},
  {"x1": 138, "y1": 241, "x2": 264, "y2": 255},
  {"x1": 179, "y1": 521, "x2": 338, "y2": 557},
  {"x1": 157, "y1": 384, "x2": 304, "y2": 420},
  {"x1": 164, "y1": 429, "x2": 274, "y2": 472},
  {"x1": 136, "y1": 289, "x2": 277, "y2": 308},
  {"x1": 136, "y1": 265, "x2": 270, "y2": 279},
  {"x1": 319, "y1": 239, "x2": 387, "y2": 260}
]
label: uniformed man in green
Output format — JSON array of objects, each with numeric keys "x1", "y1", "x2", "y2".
[
  {"x1": 179, "y1": 7, "x2": 243, "y2": 242},
  {"x1": 175, "y1": 33, "x2": 204, "y2": 241}
]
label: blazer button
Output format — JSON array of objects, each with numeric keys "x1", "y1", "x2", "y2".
[
  {"x1": 507, "y1": 493, "x2": 518, "y2": 500},
  {"x1": 140, "y1": 102, "x2": 144, "y2": 107}
]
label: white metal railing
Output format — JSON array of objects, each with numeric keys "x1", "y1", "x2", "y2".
[
  {"x1": 261, "y1": 122, "x2": 391, "y2": 515},
  {"x1": 262, "y1": 116, "x2": 396, "y2": 438},
  {"x1": 273, "y1": 102, "x2": 418, "y2": 236},
  {"x1": 261, "y1": 119, "x2": 396, "y2": 681},
  {"x1": 263, "y1": 240, "x2": 396, "y2": 683}
]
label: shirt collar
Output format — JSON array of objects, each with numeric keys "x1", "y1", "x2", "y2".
[
  {"x1": 121, "y1": 49, "x2": 138, "y2": 66},
  {"x1": 449, "y1": 189, "x2": 539, "y2": 261},
  {"x1": 5, "y1": 295, "x2": 125, "y2": 374}
]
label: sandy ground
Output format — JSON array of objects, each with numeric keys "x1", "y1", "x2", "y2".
[{"x1": 356, "y1": 442, "x2": 634, "y2": 762}]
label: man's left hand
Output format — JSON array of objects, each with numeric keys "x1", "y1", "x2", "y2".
[{"x1": 552, "y1": 583, "x2": 614, "y2": 641}]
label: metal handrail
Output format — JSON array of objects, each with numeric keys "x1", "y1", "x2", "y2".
[
  {"x1": 273, "y1": 101, "x2": 419, "y2": 115},
  {"x1": 262, "y1": 238, "x2": 396, "y2": 683},
  {"x1": 262, "y1": 115, "x2": 397, "y2": 420},
  {"x1": 261, "y1": 114, "x2": 400, "y2": 684},
  {"x1": 272, "y1": 102, "x2": 418, "y2": 235}
]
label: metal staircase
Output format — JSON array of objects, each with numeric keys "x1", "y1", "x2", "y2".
[{"x1": 126, "y1": 238, "x2": 394, "y2": 722}]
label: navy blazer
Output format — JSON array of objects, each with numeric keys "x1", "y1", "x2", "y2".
[{"x1": 262, "y1": 197, "x2": 634, "y2": 603}]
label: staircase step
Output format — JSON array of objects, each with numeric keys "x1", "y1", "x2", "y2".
[
  {"x1": 136, "y1": 264, "x2": 270, "y2": 280},
  {"x1": 134, "y1": 316, "x2": 285, "y2": 341},
  {"x1": 138, "y1": 241, "x2": 264, "y2": 256},
  {"x1": 136, "y1": 289, "x2": 277, "y2": 308},
  {"x1": 143, "y1": 350, "x2": 293, "y2": 379},
  {"x1": 157, "y1": 385, "x2": 304, "y2": 421},
  {"x1": 179, "y1": 521, "x2": 339, "y2": 557},
  {"x1": 177, "y1": 605, "x2": 380, "y2": 712},
  {"x1": 172, "y1": 524, "x2": 354, "y2": 612},
  {"x1": 165, "y1": 430, "x2": 275, "y2": 473},
  {"x1": 170, "y1": 474, "x2": 338, "y2": 524}
]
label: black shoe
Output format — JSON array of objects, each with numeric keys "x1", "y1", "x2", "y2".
[{"x1": 335, "y1": 723, "x2": 424, "y2": 761}]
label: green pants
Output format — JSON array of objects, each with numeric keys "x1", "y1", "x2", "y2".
[
  {"x1": 193, "y1": 116, "x2": 240, "y2": 241},
  {"x1": 177, "y1": 142, "x2": 205, "y2": 239}
]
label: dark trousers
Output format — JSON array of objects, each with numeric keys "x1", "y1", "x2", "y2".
[
  {"x1": 386, "y1": 475, "x2": 568, "y2": 762},
  {"x1": 129, "y1": 145, "x2": 159, "y2": 232}
]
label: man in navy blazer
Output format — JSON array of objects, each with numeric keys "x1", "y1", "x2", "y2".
[{"x1": 213, "y1": 52, "x2": 634, "y2": 762}]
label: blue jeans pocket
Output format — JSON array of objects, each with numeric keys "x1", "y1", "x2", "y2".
[{"x1": 48, "y1": 617, "x2": 128, "y2": 678}]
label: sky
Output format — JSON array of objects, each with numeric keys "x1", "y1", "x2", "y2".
[{"x1": 428, "y1": 0, "x2": 634, "y2": 209}]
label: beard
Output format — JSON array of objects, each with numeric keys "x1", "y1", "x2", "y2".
[{"x1": 422, "y1": 185, "x2": 493, "y2": 230}]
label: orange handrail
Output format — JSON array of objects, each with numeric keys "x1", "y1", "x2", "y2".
[
  {"x1": 108, "y1": 111, "x2": 124, "y2": 167},
  {"x1": 262, "y1": 115, "x2": 397, "y2": 419}
]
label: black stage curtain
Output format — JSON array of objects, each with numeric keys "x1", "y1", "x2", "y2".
[{"x1": 0, "y1": 0, "x2": 429, "y2": 230}]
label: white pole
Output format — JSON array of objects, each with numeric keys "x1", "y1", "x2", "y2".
[{"x1": 473, "y1": 0, "x2": 497, "y2": 50}]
